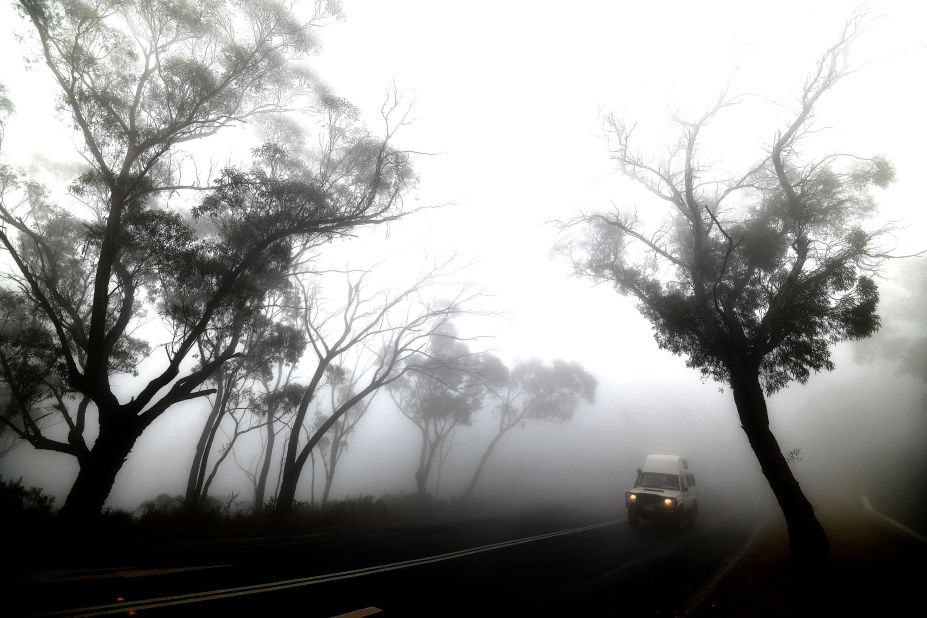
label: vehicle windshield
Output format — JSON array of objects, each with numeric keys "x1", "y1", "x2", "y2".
[{"x1": 639, "y1": 472, "x2": 680, "y2": 490}]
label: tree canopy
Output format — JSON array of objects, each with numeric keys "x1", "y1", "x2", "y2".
[
  {"x1": 0, "y1": 0, "x2": 415, "y2": 520},
  {"x1": 571, "y1": 34, "x2": 892, "y2": 397}
]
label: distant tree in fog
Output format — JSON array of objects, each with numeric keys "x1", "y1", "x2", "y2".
[
  {"x1": 564, "y1": 19, "x2": 902, "y2": 565},
  {"x1": 388, "y1": 326, "x2": 485, "y2": 498},
  {"x1": 0, "y1": 0, "x2": 416, "y2": 521},
  {"x1": 461, "y1": 358, "x2": 597, "y2": 501},
  {"x1": 853, "y1": 259, "x2": 927, "y2": 385},
  {"x1": 274, "y1": 264, "x2": 477, "y2": 515},
  {"x1": 315, "y1": 364, "x2": 376, "y2": 505}
]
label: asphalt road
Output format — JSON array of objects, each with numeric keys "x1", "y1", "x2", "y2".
[{"x1": 12, "y1": 503, "x2": 760, "y2": 617}]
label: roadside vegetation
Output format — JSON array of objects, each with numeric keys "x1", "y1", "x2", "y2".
[{"x1": 0, "y1": 0, "x2": 596, "y2": 526}]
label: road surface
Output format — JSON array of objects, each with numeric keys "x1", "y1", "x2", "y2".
[{"x1": 12, "y1": 503, "x2": 760, "y2": 617}]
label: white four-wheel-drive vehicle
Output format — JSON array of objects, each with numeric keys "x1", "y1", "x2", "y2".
[{"x1": 625, "y1": 454, "x2": 698, "y2": 529}]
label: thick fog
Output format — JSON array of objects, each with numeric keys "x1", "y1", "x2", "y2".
[{"x1": 0, "y1": 0, "x2": 925, "y2": 524}]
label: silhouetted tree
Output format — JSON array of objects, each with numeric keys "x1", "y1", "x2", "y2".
[
  {"x1": 274, "y1": 264, "x2": 477, "y2": 515},
  {"x1": 316, "y1": 364, "x2": 375, "y2": 505},
  {"x1": 184, "y1": 307, "x2": 305, "y2": 510},
  {"x1": 853, "y1": 259, "x2": 927, "y2": 384},
  {"x1": 566, "y1": 20, "x2": 897, "y2": 565},
  {"x1": 461, "y1": 358, "x2": 597, "y2": 501},
  {"x1": 1, "y1": 0, "x2": 414, "y2": 521},
  {"x1": 249, "y1": 381, "x2": 304, "y2": 511},
  {"x1": 388, "y1": 327, "x2": 484, "y2": 498}
]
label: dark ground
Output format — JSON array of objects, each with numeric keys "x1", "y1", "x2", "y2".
[
  {"x1": 6, "y1": 492, "x2": 923, "y2": 617},
  {"x1": 8, "y1": 499, "x2": 758, "y2": 617},
  {"x1": 689, "y1": 493, "x2": 927, "y2": 618}
]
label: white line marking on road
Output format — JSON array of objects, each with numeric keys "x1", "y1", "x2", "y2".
[
  {"x1": 36, "y1": 520, "x2": 621, "y2": 617},
  {"x1": 860, "y1": 494, "x2": 927, "y2": 544}
]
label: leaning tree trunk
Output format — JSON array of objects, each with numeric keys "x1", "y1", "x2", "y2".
[
  {"x1": 461, "y1": 429, "x2": 508, "y2": 502},
  {"x1": 185, "y1": 379, "x2": 227, "y2": 508},
  {"x1": 414, "y1": 425, "x2": 435, "y2": 498},
  {"x1": 58, "y1": 410, "x2": 140, "y2": 522},
  {"x1": 321, "y1": 437, "x2": 340, "y2": 506},
  {"x1": 308, "y1": 449, "x2": 318, "y2": 506},
  {"x1": 276, "y1": 383, "x2": 380, "y2": 516},
  {"x1": 253, "y1": 411, "x2": 276, "y2": 515},
  {"x1": 276, "y1": 451, "x2": 303, "y2": 515},
  {"x1": 729, "y1": 365, "x2": 829, "y2": 566}
]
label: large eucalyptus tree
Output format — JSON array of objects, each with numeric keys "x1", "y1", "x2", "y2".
[
  {"x1": 567, "y1": 21, "x2": 897, "y2": 564},
  {"x1": 0, "y1": 0, "x2": 414, "y2": 520}
]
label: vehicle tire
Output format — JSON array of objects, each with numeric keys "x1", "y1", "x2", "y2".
[
  {"x1": 671, "y1": 509, "x2": 682, "y2": 531},
  {"x1": 688, "y1": 503, "x2": 698, "y2": 527},
  {"x1": 628, "y1": 508, "x2": 639, "y2": 528}
]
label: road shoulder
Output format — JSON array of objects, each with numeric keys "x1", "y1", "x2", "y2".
[{"x1": 686, "y1": 509, "x2": 927, "y2": 617}]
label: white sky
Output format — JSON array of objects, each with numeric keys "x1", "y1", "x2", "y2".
[{"x1": 1, "y1": 0, "x2": 925, "y2": 508}]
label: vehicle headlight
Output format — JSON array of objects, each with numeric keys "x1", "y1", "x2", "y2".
[
  {"x1": 628, "y1": 493, "x2": 637, "y2": 502},
  {"x1": 663, "y1": 498, "x2": 675, "y2": 507}
]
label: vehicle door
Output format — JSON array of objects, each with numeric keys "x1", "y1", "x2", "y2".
[
  {"x1": 684, "y1": 473, "x2": 698, "y2": 507},
  {"x1": 679, "y1": 473, "x2": 690, "y2": 509}
]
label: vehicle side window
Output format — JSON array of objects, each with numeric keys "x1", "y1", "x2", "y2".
[{"x1": 687, "y1": 474, "x2": 696, "y2": 486}]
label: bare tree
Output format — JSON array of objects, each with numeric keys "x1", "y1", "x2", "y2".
[
  {"x1": 188, "y1": 289, "x2": 306, "y2": 511},
  {"x1": 195, "y1": 390, "x2": 265, "y2": 506},
  {"x1": 274, "y1": 262, "x2": 479, "y2": 515},
  {"x1": 564, "y1": 18, "x2": 903, "y2": 564},
  {"x1": 388, "y1": 325, "x2": 485, "y2": 498},
  {"x1": 316, "y1": 364, "x2": 376, "y2": 505}
]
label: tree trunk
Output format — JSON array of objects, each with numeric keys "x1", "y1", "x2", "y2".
[
  {"x1": 276, "y1": 381, "x2": 380, "y2": 515},
  {"x1": 414, "y1": 424, "x2": 433, "y2": 497},
  {"x1": 729, "y1": 365, "x2": 828, "y2": 566},
  {"x1": 309, "y1": 449, "x2": 317, "y2": 506},
  {"x1": 276, "y1": 457, "x2": 300, "y2": 514},
  {"x1": 58, "y1": 414, "x2": 139, "y2": 522},
  {"x1": 254, "y1": 411, "x2": 276, "y2": 514},
  {"x1": 321, "y1": 442, "x2": 339, "y2": 506},
  {"x1": 201, "y1": 423, "x2": 244, "y2": 502},
  {"x1": 275, "y1": 364, "x2": 328, "y2": 516},
  {"x1": 462, "y1": 430, "x2": 507, "y2": 502},
  {"x1": 414, "y1": 466, "x2": 428, "y2": 497},
  {"x1": 321, "y1": 467, "x2": 335, "y2": 505},
  {"x1": 185, "y1": 380, "x2": 226, "y2": 508}
]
